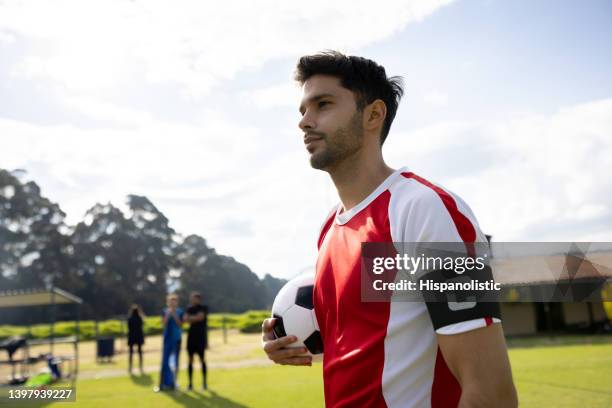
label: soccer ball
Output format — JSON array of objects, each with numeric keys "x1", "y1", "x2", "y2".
[{"x1": 271, "y1": 273, "x2": 323, "y2": 356}]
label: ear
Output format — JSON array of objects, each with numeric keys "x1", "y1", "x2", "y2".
[{"x1": 363, "y1": 99, "x2": 387, "y2": 133}]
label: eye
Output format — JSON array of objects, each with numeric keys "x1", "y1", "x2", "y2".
[{"x1": 318, "y1": 101, "x2": 330, "y2": 109}]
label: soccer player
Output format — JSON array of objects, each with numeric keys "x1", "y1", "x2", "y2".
[
  {"x1": 184, "y1": 292, "x2": 209, "y2": 390},
  {"x1": 262, "y1": 51, "x2": 518, "y2": 407}
]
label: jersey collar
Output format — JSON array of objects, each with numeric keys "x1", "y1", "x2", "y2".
[{"x1": 335, "y1": 166, "x2": 409, "y2": 225}]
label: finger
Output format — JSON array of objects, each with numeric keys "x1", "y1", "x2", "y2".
[
  {"x1": 263, "y1": 335, "x2": 298, "y2": 352},
  {"x1": 262, "y1": 318, "x2": 275, "y2": 331},
  {"x1": 267, "y1": 346, "x2": 308, "y2": 361},
  {"x1": 278, "y1": 356, "x2": 313, "y2": 366},
  {"x1": 261, "y1": 318, "x2": 276, "y2": 341}
]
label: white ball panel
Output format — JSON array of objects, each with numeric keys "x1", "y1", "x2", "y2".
[
  {"x1": 311, "y1": 308, "x2": 320, "y2": 331},
  {"x1": 271, "y1": 280, "x2": 298, "y2": 316},
  {"x1": 283, "y1": 304, "x2": 317, "y2": 343}
]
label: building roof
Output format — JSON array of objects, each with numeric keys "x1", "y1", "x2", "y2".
[
  {"x1": 492, "y1": 251, "x2": 612, "y2": 286},
  {"x1": 0, "y1": 287, "x2": 82, "y2": 308}
]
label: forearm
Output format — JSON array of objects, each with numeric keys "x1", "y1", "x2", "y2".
[
  {"x1": 459, "y1": 382, "x2": 517, "y2": 408},
  {"x1": 185, "y1": 313, "x2": 205, "y2": 323}
]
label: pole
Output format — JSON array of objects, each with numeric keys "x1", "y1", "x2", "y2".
[
  {"x1": 50, "y1": 287, "x2": 56, "y2": 355},
  {"x1": 223, "y1": 316, "x2": 227, "y2": 344},
  {"x1": 75, "y1": 302, "x2": 80, "y2": 376}
]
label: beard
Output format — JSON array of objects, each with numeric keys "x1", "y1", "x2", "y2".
[{"x1": 309, "y1": 111, "x2": 364, "y2": 170}]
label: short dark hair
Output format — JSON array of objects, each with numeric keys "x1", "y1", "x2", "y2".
[{"x1": 295, "y1": 50, "x2": 404, "y2": 145}]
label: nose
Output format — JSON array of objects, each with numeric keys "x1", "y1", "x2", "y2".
[{"x1": 299, "y1": 110, "x2": 315, "y2": 131}]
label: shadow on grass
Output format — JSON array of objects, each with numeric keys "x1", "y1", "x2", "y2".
[
  {"x1": 124, "y1": 372, "x2": 247, "y2": 408},
  {"x1": 161, "y1": 389, "x2": 248, "y2": 408},
  {"x1": 129, "y1": 373, "x2": 153, "y2": 387}
]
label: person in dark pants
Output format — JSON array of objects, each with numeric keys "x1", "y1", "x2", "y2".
[
  {"x1": 185, "y1": 292, "x2": 209, "y2": 390},
  {"x1": 127, "y1": 304, "x2": 145, "y2": 374}
]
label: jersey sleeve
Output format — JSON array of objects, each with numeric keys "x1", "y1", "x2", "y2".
[{"x1": 389, "y1": 176, "x2": 501, "y2": 335}]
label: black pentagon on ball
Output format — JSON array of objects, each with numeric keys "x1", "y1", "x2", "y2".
[
  {"x1": 295, "y1": 285, "x2": 314, "y2": 309},
  {"x1": 304, "y1": 330, "x2": 324, "y2": 354},
  {"x1": 272, "y1": 314, "x2": 287, "y2": 339}
]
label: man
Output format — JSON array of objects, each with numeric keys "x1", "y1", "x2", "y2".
[
  {"x1": 184, "y1": 291, "x2": 209, "y2": 390},
  {"x1": 262, "y1": 51, "x2": 518, "y2": 407}
]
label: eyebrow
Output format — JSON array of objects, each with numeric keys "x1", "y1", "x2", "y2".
[{"x1": 299, "y1": 93, "x2": 335, "y2": 114}]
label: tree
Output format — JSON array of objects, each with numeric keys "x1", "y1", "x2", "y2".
[
  {"x1": 1, "y1": 167, "x2": 292, "y2": 324},
  {"x1": 176, "y1": 234, "x2": 269, "y2": 312},
  {"x1": 0, "y1": 169, "x2": 75, "y2": 323},
  {"x1": 70, "y1": 196, "x2": 177, "y2": 319}
]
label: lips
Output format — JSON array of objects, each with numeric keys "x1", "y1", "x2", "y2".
[{"x1": 304, "y1": 134, "x2": 323, "y2": 145}]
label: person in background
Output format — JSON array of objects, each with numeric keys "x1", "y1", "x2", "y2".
[
  {"x1": 127, "y1": 304, "x2": 145, "y2": 375},
  {"x1": 184, "y1": 292, "x2": 209, "y2": 391},
  {"x1": 157, "y1": 293, "x2": 184, "y2": 391}
]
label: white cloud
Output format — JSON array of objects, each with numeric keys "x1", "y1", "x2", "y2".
[
  {"x1": 240, "y1": 83, "x2": 302, "y2": 110},
  {"x1": 423, "y1": 90, "x2": 449, "y2": 107},
  {"x1": 0, "y1": 30, "x2": 14, "y2": 44},
  {"x1": 60, "y1": 95, "x2": 154, "y2": 127},
  {"x1": 0, "y1": 0, "x2": 455, "y2": 96},
  {"x1": 385, "y1": 98, "x2": 612, "y2": 242}
]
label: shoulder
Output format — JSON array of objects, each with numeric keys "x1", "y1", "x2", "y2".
[
  {"x1": 389, "y1": 171, "x2": 442, "y2": 211},
  {"x1": 388, "y1": 171, "x2": 484, "y2": 243},
  {"x1": 389, "y1": 170, "x2": 464, "y2": 210}
]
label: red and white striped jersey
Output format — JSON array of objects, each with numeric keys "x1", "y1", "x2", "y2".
[{"x1": 313, "y1": 167, "x2": 501, "y2": 408}]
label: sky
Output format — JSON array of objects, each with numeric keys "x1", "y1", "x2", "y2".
[{"x1": 1, "y1": 0, "x2": 611, "y2": 280}]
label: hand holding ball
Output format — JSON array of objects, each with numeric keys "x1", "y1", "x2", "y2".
[{"x1": 271, "y1": 273, "x2": 323, "y2": 356}]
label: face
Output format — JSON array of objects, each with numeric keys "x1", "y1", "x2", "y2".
[
  {"x1": 167, "y1": 296, "x2": 178, "y2": 308},
  {"x1": 298, "y1": 75, "x2": 364, "y2": 170},
  {"x1": 190, "y1": 294, "x2": 201, "y2": 305}
]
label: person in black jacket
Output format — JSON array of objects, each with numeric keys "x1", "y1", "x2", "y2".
[
  {"x1": 127, "y1": 304, "x2": 145, "y2": 374},
  {"x1": 185, "y1": 292, "x2": 209, "y2": 390}
]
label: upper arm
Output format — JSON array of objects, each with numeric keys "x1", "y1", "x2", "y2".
[
  {"x1": 437, "y1": 324, "x2": 517, "y2": 407},
  {"x1": 389, "y1": 180, "x2": 501, "y2": 332},
  {"x1": 389, "y1": 178, "x2": 515, "y2": 404}
]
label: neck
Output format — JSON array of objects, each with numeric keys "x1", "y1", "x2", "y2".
[{"x1": 328, "y1": 147, "x2": 394, "y2": 211}]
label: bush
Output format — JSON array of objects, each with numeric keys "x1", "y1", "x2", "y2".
[
  {"x1": 237, "y1": 310, "x2": 270, "y2": 333},
  {"x1": 0, "y1": 311, "x2": 272, "y2": 340}
]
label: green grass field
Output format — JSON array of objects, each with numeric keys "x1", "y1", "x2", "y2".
[
  {"x1": 41, "y1": 365, "x2": 325, "y2": 408},
  {"x1": 8, "y1": 333, "x2": 612, "y2": 408},
  {"x1": 511, "y1": 342, "x2": 612, "y2": 407}
]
